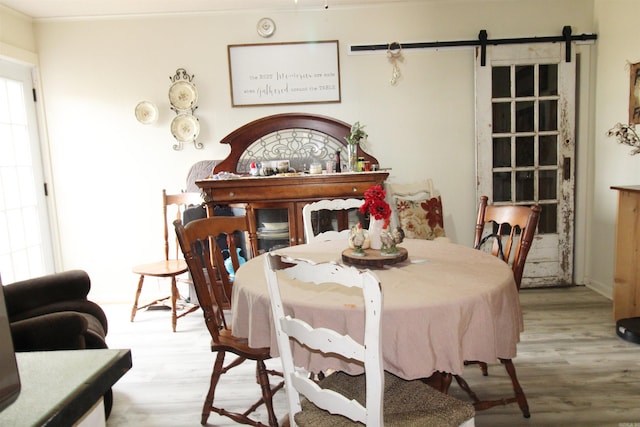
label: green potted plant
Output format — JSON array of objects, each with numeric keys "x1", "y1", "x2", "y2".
[{"x1": 345, "y1": 121, "x2": 368, "y2": 171}]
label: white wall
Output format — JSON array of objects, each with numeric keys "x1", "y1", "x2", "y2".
[
  {"x1": 0, "y1": 6, "x2": 36, "y2": 62},
  {"x1": 588, "y1": 0, "x2": 640, "y2": 297},
  {"x1": 2, "y1": 1, "x2": 599, "y2": 302}
]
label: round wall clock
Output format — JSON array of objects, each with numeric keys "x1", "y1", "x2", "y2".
[{"x1": 257, "y1": 17, "x2": 276, "y2": 38}]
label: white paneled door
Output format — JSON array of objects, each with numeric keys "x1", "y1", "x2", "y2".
[
  {"x1": 475, "y1": 43, "x2": 576, "y2": 287},
  {"x1": 0, "y1": 60, "x2": 53, "y2": 283}
]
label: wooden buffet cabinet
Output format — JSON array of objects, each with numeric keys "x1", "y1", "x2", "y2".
[
  {"x1": 196, "y1": 113, "x2": 388, "y2": 255},
  {"x1": 197, "y1": 171, "x2": 388, "y2": 253},
  {"x1": 611, "y1": 185, "x2": 640, "y2": 321}
]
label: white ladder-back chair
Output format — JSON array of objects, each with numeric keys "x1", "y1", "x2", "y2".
[
  {"x1": 264, "y1": 253, "x2": 476, "y2": 427},
  {"x1": 302, "y1": 198, "x2": 363, "y2": 243}
]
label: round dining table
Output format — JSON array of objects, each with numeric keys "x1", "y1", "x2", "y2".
[{"x1": 231, "y1": 238, "x2": 522, "y2": 380}]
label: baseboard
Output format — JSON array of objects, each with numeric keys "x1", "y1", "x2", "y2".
[{"x1": 585, "y1": 280, "x2": 612, "y2": 300}]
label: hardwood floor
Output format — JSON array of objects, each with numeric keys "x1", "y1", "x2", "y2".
[{"x1": 104, "y1": 287, "x2": 640, "y2": 426}]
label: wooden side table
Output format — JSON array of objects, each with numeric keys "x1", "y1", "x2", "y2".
[{"x1": 611, "y1": 185, "x2": 640, "y2": 343}]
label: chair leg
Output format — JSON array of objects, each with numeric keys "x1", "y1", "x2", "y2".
[
  {"x1": 453, "y1": 374, "x2": 481, "y2": 404},
  {"x1": 130, "y1": 275, "x2": 145, "y2": 322},
  {"x1": 256, "y1": 360, "x2": 279, "y2": 427},
  {"x1": 455, "y1": 359, "x2": 530, "y2": 418},
  {"x1": 500, "y1": 358, "x2": 530, "y2": 418},
  {"x1": 463, "y1": 359, "x2": 489, "y2": 376},
  {"x1": 421, "y1": 371, "x2": 452, "y2": 393},
  {"x1": 170, "y1": 276, "x2": 179, "y2": 332},
  {"x1": 201, "y1": 351, "x2": 226, "y2": 425}
]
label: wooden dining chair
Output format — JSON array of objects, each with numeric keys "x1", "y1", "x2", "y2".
[
  {"x1": 474, "y1": 195, "x2": 542, "y2": 290},
  {"x1": 174, "y1": 216, "x2": 284, "y2": 427},
  {"x1": 130, "y1": 189, "x2": 203, "y2": 332},
  {"x1": 455, "y1": 195, "x2": 541, "y2": 418},
  {"x1": 264, "y1": 253, "x2": 476, "y2": 427},
  {"x1": 302, "y1": 198, "x2": 363, "y2": 243}
]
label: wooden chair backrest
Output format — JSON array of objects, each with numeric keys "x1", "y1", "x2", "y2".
[
  {"x1": 174, "y1": 216, "x2": 251, "y2": 339},
  {"x1": 163, "y1": 189, "x2": 203, "y2": 261},
  {"x1": 302, "y1": 198, "x2": 363, "y2": 243},
  {"x1": 474, "y1": 195, "x2": 541, "y2": 289},
  {"x1": 264, "y1": 254, "x2": 383, "y2": 426}
]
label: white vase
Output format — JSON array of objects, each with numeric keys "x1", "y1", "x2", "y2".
[{"x1": 368, "y1": 218, "x2": 384, "y2": 250}]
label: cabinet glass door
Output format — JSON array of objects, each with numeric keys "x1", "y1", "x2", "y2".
[{"x1": 255, "y1": 207, "x2": 291, "y2": 254}]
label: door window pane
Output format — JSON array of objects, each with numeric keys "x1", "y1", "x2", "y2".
[
  {"x1": 492, "y1": 137, "x2": 511, "y2": 167},
  {"x1": 539, "y1": 100, "x2": 557, "y2": 131},
  {"x1": 539, "y1": 64, "x2": 558, "y2": 96},
  {"x1": 515, "y1": 171, "x2": 534, "y2": 201},
  {"x1": 515, "y1": 65, "x2": 534, "y2": 97},
  {"x1": 492, "y1": 102, "x2": 511, "y2": 133},
  {"x1": 539, "y1": 135, "x2": 557, "y2": 165},
  {"x1": 539, "y1": 170, "x2": 557, "y2": 199},
  {"x1": 515, "y1": 101, "x2": 534, "y2": 132},
  {"x1": 538, "y1": 203, "x2": 557, "y2": 234},
  {"x1": 493, "y1": 172, "x2": 511, "y2": 202},
  {"x1": 515, "y1": 136, "x2": 534, "y2": 167},
  {"x1": 492, "y1": 66, "x2": 510, "y2": 98}
]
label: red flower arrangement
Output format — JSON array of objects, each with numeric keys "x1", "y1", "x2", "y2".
[{"x1": 359, "y1": 185, "x2": 392, "y2": 227}]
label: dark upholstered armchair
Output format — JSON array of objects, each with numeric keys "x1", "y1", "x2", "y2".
[
  {"x1": 5, "y1": 269, "x2": 108, "y2": 351},
  {"x1": 3, "y1": 269, "x2": 113, "y2": 415}
]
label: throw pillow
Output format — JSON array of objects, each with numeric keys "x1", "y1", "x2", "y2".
[{"x1": 394, "y1": 195, "x2": 446, "y2": 240}]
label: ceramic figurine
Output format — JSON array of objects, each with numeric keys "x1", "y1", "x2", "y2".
[{"x1": 348, "y1": 223, "x2": 370, "y2": 255}]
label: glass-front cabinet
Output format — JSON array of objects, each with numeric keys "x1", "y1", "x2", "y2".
[{"x1": 252, "y1": 203, "x2": 294, "y2": 254}]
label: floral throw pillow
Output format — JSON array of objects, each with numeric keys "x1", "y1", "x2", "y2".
[{"x1": 393, "y1": 195, "x2": 446, "y2": 240}]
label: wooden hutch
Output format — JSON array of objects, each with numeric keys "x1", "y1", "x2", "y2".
[{"x1": 196, "y1": 113, "x2": 388, "y2": 254}]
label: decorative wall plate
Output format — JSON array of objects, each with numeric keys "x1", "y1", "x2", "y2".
[
  {"x1": 134, "y1": 101, "x2": 158, "y2": 125},
  {"x1": 168, "y1": 80, "x2": 198, "y2": 111},
  {"x1": 171, "y1": 114, "x2": 200, "y2": 142},
  {"x1": 257, "y1": 17, "x2": 275, "y2": 38}
]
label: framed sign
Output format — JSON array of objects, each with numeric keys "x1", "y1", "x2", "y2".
[{"x1": 228, "y1": 40, "x2": 341, "y2": 107}]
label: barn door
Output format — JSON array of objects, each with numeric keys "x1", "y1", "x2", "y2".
[{"x1": 475, "y1": 43, "x2": 575, "y2": 287}]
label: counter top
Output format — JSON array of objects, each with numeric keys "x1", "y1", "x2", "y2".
[{"x1": 0, "y1": 349, "x2": 131, "y2": 427}]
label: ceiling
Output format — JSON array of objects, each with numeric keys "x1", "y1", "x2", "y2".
[{"x1": 0, "y1": 0, "x2": 414, "y2": 19}]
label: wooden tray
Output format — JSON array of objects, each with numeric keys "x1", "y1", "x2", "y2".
[{"x1": 342, "y1": 247, "x2": 408, "y2": 269}]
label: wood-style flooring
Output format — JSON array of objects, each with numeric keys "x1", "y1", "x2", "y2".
[{"x1": 104, "y1": 286, "x2": 640, "y2": 427}]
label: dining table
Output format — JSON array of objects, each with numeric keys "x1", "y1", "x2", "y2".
[{"x1": 231, "y1": 238, "x2": 522, "y2": 381}]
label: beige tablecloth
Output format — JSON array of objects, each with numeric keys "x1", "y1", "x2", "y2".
[{"x1": 231, "y1": 239, "x2": 522, "y2": 379}]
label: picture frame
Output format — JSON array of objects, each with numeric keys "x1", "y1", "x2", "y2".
[
  {"x1": 228, "y1": 40, "x2": 341, "y2": 107},
  {"x1": 629, "y1": 61, "x2": 640, "y2": 124}
]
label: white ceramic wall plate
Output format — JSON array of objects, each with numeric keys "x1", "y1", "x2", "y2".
[
  {"x1": 171, "y1": 114, "x2": 200, "y2": 142},
  {"x1": 134, "y1": 101, "x2": 158, "y2": 124}
]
